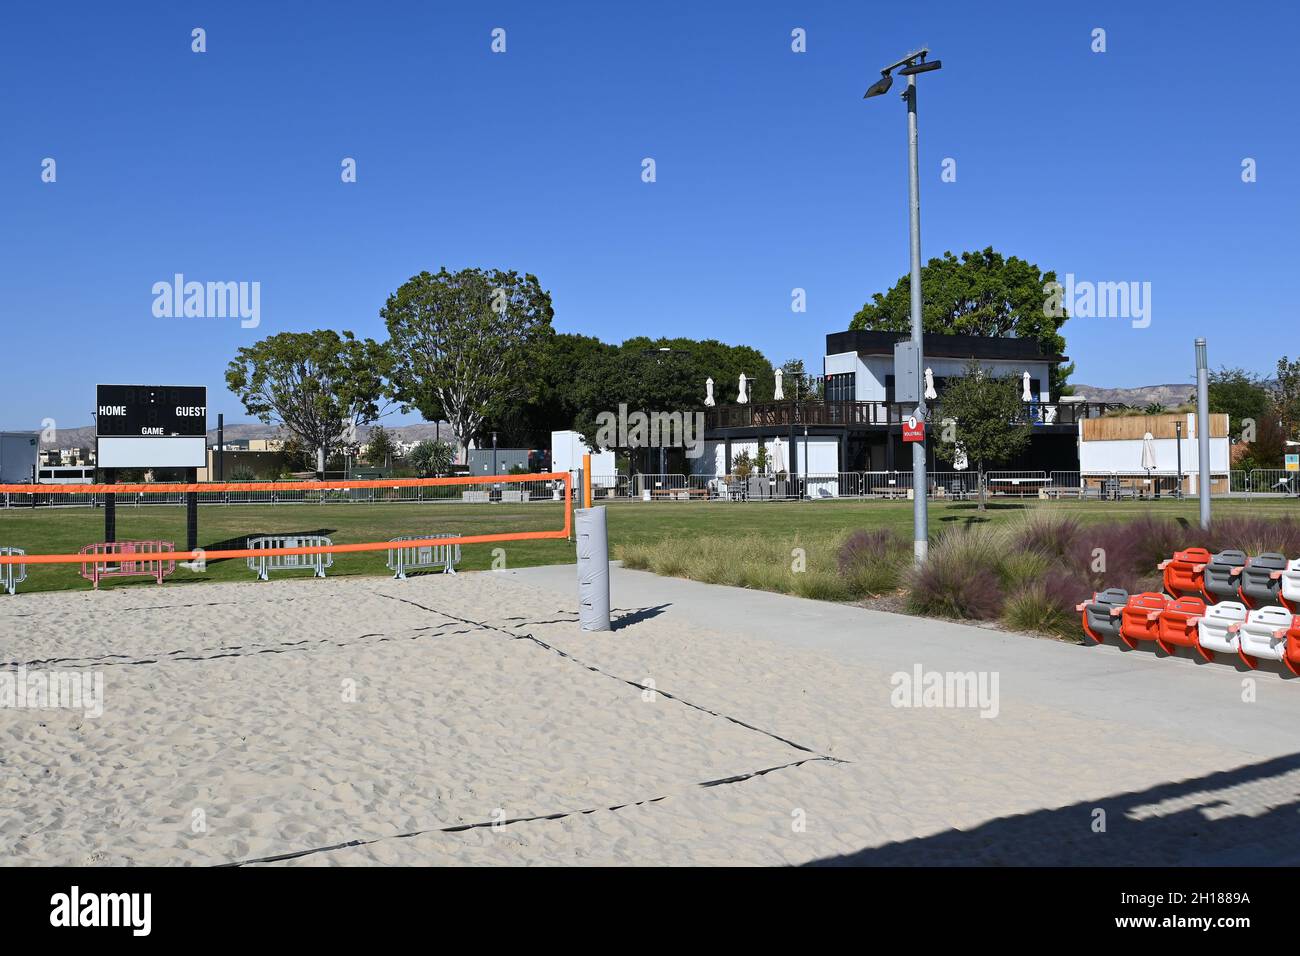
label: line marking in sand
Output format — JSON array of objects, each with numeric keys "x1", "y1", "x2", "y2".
[
  {"x1": 376, "y1": 591, "x2": 847, "y2": 762},
  {"x1": 219, "y1": 755, "x2": 838, "y2": 867}
]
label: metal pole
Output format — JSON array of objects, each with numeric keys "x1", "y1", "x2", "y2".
[
  {"x1": 216, "y1": 413, "x2": 224, "y2": 481},
  {"x1": 906, "y1": 73, "x2": 928, "y2": 564},
  {"x1": 1175, "y1": 420, "x2": 1183, "y2": 499},
  {"x1": 1196, "y1": 338, "x2": 1212, "y2": 529}
]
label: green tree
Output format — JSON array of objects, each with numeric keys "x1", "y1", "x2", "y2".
[
  {"x1": 225, "y1": 330, "x2": 390, "y2": 474},
  {"x1": 564, "y1": 337, "x2": 775, "y2": 452},
  {"x1": 1208, "y1": 366, "x2": 1271, "y2": 441},
  {"x1": 1274, "y1": 357, "x2": 1300, "y2": 439},
  {"x1": 1143, "y1": 403, "x2": 1167, "y2": 414},
  {"x1": 381, "y1": 267, "x2": 555, "y2": 461},
  {"x1": 851, "y1": 247, "x2": 1073, "y2": 394},
  {"x1": 363, "y1": 424, "x2": 397, "y2": 468},
  {"x1": 407, "y1": 438, "x2": 455, "y2": 477},
  {"x1": 933, "y1": 361, "x2": 1033, "y2": 511}
]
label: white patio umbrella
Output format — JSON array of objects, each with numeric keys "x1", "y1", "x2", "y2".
[
  {"x1": 773, "y1": 368, "x2": 785, "y2": 400},
  {"x1": 737, "y1": 373, "x2": 749, "y2": 405},
  {"x1": 954, "y1": 444, "x2": 969, "y2": 471},
  {"x1": 769, "y1": 438, "x2": 786, "y2": 475},
  {"x1": 704, "y1": 377, "x2": 715, "y2": 407},
  {"x1": 924, "y1": 367, "x2": 937, "y2": 401},
  {"x1": 1021, "y1": 371, "x2": 1033, "y2": 402},
  {"x1": 1141, "y1": 431, "x2": 1158, "y2": 471},
  {"x1": 1142, "y1": 431, "x2": 1158, "y2": 492}
]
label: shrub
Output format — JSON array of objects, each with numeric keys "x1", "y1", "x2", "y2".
[
  {"x1": 1063, "y1": 516, "x2": 1176, "y2": 594},
  {"x1": 1204, "y1": 516, "x2": 1300, "y2": 557},
  {"x1": 1011, "y1": 511, "x2": 1083, "y2": 561},
  {"x1": 1003, "y1": 580, "x2": 1078, "y2": 638},
  {"x1": 905, "y1": 526, "x2": 1007, "y2": 620},
  {"x1": 837, "y1": 528, "x2": 910, "y2": 597}
]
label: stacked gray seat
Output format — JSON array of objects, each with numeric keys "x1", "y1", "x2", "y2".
[
  {"x1": 1203, "y1": 550, "x2": 1248, "y2": 603},
  {"x1": 1081, "y1": 588, "x2": 1129, "y2": 642},
  {"x1": 1240, "y1": 552, "x2": 1287, "y2": 608}
]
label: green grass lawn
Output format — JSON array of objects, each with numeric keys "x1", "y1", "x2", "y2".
[{"x1": 1, "y1": 496, "x2": 1296, "y2": 594}]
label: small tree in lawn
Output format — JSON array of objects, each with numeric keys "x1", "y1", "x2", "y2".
[
  {"x1": 364, "y1": 424, "x2": 397, "y2": 468},
  {"x1": 934, "y1": 360, "x2": 1032, "y2": 511},
  {"x1": 381, "y1": 267, "x2": 554, "y2": 463},
  {"x1": 225, "y1": 330, "x2": 391, "y2": 476},
  {"x1": 408, "y1": 439, "x2": 455, "y2": 477}
]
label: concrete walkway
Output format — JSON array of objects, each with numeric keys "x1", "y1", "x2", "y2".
[{"x1": 503, "y1": 563, "x2": 1300, "y2": 760}]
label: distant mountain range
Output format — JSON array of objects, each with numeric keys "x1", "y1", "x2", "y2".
[
  {"x1": 1068, "y1": 383, "x2": 1199, "y2": 407},
  {"x1": 36, "y1": 422, "x2": 453, "y2": 450}
]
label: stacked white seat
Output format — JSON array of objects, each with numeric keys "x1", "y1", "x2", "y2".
[
  {"x1": 1281, "y1": 559, "x2": 1300, "y2": 610},
  {"x1": 1238, "y1": 606, "x2": 1293, "y2": 662},
  {"x1": 1197, "y1": 601, "x2": 1248, "y2": 656}
]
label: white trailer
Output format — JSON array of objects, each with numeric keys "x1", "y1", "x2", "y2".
[{"x1": 0, "y1": 432, "x2": 39, "y2": 484}]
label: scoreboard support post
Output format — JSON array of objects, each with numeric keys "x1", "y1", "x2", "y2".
[
  {"x1": 186, "y1": 467, "x2": 199, "y2": 552},
  {"x1": 104, "y1": 469, "x2": 116, "y2": 544}
]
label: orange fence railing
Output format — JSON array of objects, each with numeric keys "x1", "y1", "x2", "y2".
[{"x1": 0, "y1": 472, "x2": 572, "y2": 566}]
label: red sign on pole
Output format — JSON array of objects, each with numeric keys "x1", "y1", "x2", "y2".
[{"x1": 902, "y1": 416, "x2": 926, "y2": 443}]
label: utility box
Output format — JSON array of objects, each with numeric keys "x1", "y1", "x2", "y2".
[
  {"x1": 0, "y1": 432, "x2": 39, "y2": 484},
  {"x1": 551, "y1": 430, "x2": 616, "y2": 487},
  {"x1": 893, "y1": 341, "x2": 922, "y2": 405}
]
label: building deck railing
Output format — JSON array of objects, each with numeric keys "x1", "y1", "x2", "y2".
[{"x1": 706, "y1": 399, "x2": 1129, "y2": 430}]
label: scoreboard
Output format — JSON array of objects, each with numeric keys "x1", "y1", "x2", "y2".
[{"x1": 95, "y1": 384, "x2": 207, "y2": 468}]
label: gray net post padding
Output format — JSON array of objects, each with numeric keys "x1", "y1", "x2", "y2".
[{"x1": 575, "y1": 507, "x2": 611, "y2": 631}]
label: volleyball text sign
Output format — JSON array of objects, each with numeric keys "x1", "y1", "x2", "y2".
[{"x1": 96, "y1": 384, "x2": 208, "y2": 468}]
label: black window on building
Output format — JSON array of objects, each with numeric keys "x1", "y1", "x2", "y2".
[{"x1": 825, "y1": 372, "x2": 855, "y2": 402}]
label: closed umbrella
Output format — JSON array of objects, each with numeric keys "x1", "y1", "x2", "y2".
[
  {"x1": 773, "y1": 369, "x2": 785, "y2": 401},
  {"x1": 737, "y1": 373, "x2": 749, "y2": 405},
  {"x1": 770, "y1": 438, "x2": 786, "y2": 474},
  {"x1": 1142, "y1": 431, "x2": 1158, "y2": 496},
  {"x1": 704, "y1": 377, "x2": 715, "y2": 408},
  {"x1": 1021, "y1": 371, "x2": 1033, "y2": 402}
]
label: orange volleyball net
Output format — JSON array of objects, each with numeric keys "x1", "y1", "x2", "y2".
[{"x1": 0, "y1": 472, "x2": 572, "y2": 567}]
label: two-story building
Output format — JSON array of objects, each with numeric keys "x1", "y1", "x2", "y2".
[{"x1": 695, "y1": 328, "x2": 1123, "y2": 486}]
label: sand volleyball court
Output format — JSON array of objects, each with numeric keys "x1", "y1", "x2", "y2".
[{"x1": 4, "y1": 569, "x2": 1300, "y2": 866}]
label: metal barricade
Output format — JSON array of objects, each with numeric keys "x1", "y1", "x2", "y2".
[
  {"x1": 79, "y1": 540, "x2": 176, "y2": 589},
  {"x1": 246, "y1": 534, "x2": 334, "y2": 581},
  {"x1": 386, "y1": 534, "x2": 462, "y2": 579},
  {"x1": 1, "y1": 547, "x2": 26, "y2": 595}
]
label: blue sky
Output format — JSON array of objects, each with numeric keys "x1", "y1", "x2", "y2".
[{"x1": 2, "y1": 1, "x2": 1296, "y2": 429}]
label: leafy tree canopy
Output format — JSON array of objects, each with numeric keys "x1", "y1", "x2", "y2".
[
  {"x1": 381, "y1": 267, "x2": 554, "y2": 457},
  {"x1": 225, "y1": 330, "x2": 390, "y2": 467},
  {"x1": 1208, "y1": 366, "x2": 1272, "y2": 441},
  {"x1": 850, "y1": 247, "x2": 1073, "y2": 394}
]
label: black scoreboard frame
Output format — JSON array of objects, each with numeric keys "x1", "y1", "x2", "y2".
[{"x1": 93, "y1": 383, "x2": 208, "y2": 551}]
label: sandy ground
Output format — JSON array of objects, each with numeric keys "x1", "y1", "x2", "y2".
[{"x1": 3, "y1": 570, "x2": 1299, "y2": 866}]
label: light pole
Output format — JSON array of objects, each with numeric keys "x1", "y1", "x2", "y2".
[
  {"x1": 866, "y1": 49, "x2": 942, "y2": 565},
  {"x1": 1195, "y1": 338, "x2": 1212, "y2": 529}
]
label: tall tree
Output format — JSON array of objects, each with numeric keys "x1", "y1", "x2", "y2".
[
  {"x1": 851, "y1": 247, "x2": 1073, "y2": 394},
  {"x1": 381, "y1": 267, "x2": 554, "y2": 460},
  {"x1": 1208, "y1": 366, "x2": 1271, "y2": 441},
  {"x1": 932, "y1": 360, "x2": 1033, "y2": 511},
  {"x1": 363, "y1": 424, "x2": 397, "y2": 468},
  {"x1": 1274, "y1": 356, "x2": 1300, "y2": 439},
  {"x1": 225, "y1": 330, "x2": 390, "y2": 474}
]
